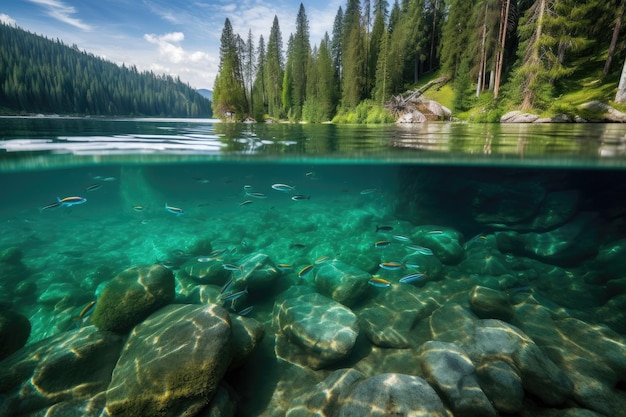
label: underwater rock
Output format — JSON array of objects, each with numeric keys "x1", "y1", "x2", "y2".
[
  {"x1": 410, "y1": 226, "x2": 465, "y2": 265},
  {"x1": 496, "y1": 190, "x2": 579, "y2": 232},
  {"x1": 476, "y1": 359, "x2": 524, "y2": 414},
  {"x1": 521, "y1": 408, "x2": 607, "y2": 417},
  {"x1": 0, "y1": 308, "x2": 31, "y2": 361},
  {"x1": 313, "y1": 261, "x2": 370, "y2": 307},
  {"x1": 335, "y1": 373, "x2": 451, "y2": 417},
  {"x1": 470, "y1": 179, "x2": 546, "y2": 225},
  {"x1": 0, "y1": 326, "x2": 123, "y2": 416},
  {"x1": 232, "y1": 252, "x2": 280, "y2": 290},
  {"x1": 0, "y1": 251, "x2": 30, "y2": 287},
  {"x1": 195, "y1": 383, "x2": 236, "y2": 417},
  {"x1": 286, "y1": 369, "x2": 365, "y2": 417},
  {"x1": 0, "y1": 246, "x2": 23, "y2": 263},
  {"x1": 514, "y1": 301, "x2": 626, "y2": 416},
  {"x1": 429, "y1": 305, "x2": 573, "y2": 406},
  {"x1": 92, "y1": 264, "x2": 175, "y2": 334},
  {"x1": 595, "y1": 294, "x2": 626, "y2": 334},
  {"x1": 24, "y1": 393, "x2": 107, "y2": 417},
  {"x1": 418, "y1": 340, "x2": 497, "y2": 417},
  {"x1": 496, "y1": 212, "x2": 600, "y2": 265},
  {"x1": 183, "y1": 258, "x2": 230, "y2": 285},
  {"x1": 458, "y1": 234, "x2": 511, "y2": 276},
  {"x1": 37, "y1": 282, "x2": 81, "y2": 306},
  {"x1": 468, "y1": 285, "x2": 514, "y2": 321},
  {"x1": 587, "y1": 237, "x2": 626, "y2": 281},
  {"x1": 273, "y1": 291, "x2": 359, "y2": 369},
  {"x1": 228, "y1": 314, "x2": 265, "y2": 371},
  {"x1": 103, "y1": 304, "x2": 232, "y2": 417},
  {"x1": 358, "y1": 285, "x2": 440, "y2": 348}
]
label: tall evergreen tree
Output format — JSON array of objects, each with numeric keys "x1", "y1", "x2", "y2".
[
  {"x1": 290, "y1": 3, "x2": 311, "y2": 120},
  {"x1": 342, "y1": 0, "x2": 366, "y2": 109},
  {"x1": 266, "y1": 16, "x2": 284, "y2": 119},
  {"x1": 331, "y1": 7, "x2": 344, "y2": 91},
  {"x1": 213, "y1": 18, "x2": 247, "y2": 119},
  {"x1": 369, "y1": 0, "x2": 388, "y2": 97},
  {"x1": 282, "y1": 34, "x2": 295, "y2": 118},
  {"x1": 252, "y1": 35, "x2": 267, "y2": 120},
  {"x1": 440, "y1": 0, "x2": 476, "y2": 79},
  {"x1": 373, "y1": 28, "x2": 392, "y2": 104},
  {"x1": 243, "y1": 29, "x2": 256, "y2": 115},
  {"x1": 511, "y1": 0, "x2": 589, "y2": 109}
]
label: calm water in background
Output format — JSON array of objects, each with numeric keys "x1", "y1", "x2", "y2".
[{"x1": 1, "y1": 117, "x2": 626, "y2": 416}]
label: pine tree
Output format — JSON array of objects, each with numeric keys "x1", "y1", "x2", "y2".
[
  {"x1": 369, "y1": 0, "x2": 388, "y2": 97},
  {"x1": 331, "y1": 7, "x2": 344, "y2": 92},
  {"x1": 243, "y1": 29, "x2": 256, "y2": 115},
  {"x1": 252, "y1": 35, "x2": 267, "y2": 120},
  {"x1": 290, "y1": 3, "x2": 311, "y2": 120},
  {"x1": 213, "y1": 18, "x2": 247, "y2": 119},
  {"x1": 373, "y1": 28, "x2": 391, "y2": 105},
  {"x1": 266, "y1": 16, "x2": 284, "y2": 119},
  {"x1": 342, "y1": 0, "x2": 366, "y2": 109}
]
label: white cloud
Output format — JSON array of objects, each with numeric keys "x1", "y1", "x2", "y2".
[
  {"x1": 144, "y1": 32, "x2": 209, "y2": 65},
  {"x1": 0, "y1": 14, "x2": 17, "y2": 26},
  {"x1": 26, "y1": 0, "x2": 92, "y2": 31}
]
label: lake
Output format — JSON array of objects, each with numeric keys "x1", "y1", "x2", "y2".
[{"x1": 1, "y1": 117, "x2": 625, "y2": 417}]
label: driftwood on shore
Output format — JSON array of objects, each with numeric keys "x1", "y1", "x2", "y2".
[{"x1": 385, "y1": 76, "x2": 451, "y2": 123}]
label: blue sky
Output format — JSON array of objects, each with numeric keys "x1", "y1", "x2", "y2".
[{"x1": 1, "y1": 0, "x2": 344, "y2": 90}]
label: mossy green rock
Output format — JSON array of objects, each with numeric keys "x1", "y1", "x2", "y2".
[
  {"x1": 0, "y1": 308, "x2": 31, "y2": 361},
  {"x1": 314, "y1": 261, "x2": 370, "y2": 307},
  {"x1": 92, "y1": 264, "x2": 174, "y2": 334},
  {"x1": 103, "y1": 304, "x2": 232, "y2": 417}
]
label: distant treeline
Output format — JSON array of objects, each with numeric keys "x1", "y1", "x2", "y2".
[{"x1": 0, "y1": 23, "x2": 212, "y2": 117}]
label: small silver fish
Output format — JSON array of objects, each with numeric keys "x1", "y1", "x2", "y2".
[{"x1": 221, "y1": 287, "x2": 248, "y2": 302}]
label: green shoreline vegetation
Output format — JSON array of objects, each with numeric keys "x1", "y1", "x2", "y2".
[
  {"x1": 1, "y1": 1, "x2": 625, "y2": 123},
  {"x1": 213, "y1": 0, "x2": 626, "y2": 124}
]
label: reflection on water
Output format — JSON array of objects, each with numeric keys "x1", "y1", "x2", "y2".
[{"x1": 1, "y1": 117, "x2": 626, "y2": 171}]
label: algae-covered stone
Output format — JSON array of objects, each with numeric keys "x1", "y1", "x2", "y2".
[
  {"x1": 410, "y1": 226, "x2": 465, "y2": 265},
  {"x1": 336, "y1": 373, "x2": 450, "y2": 417},
  {"x1": 358, "y1": 285, "x2": 439, "y2": 348},
  {"x1": 476, "y1": 360, "x2": 524, "y2": 414},
  {"x1": 104, "y1": 304, "x2": 232, "y2": 417},
  {"x1": 418, "y1": 341, "x2": 496, "y2": 417},
  {"x1": 0, "y1": 307, "x2": 30, "y2": 361},
  {"x1": 496, "y1": 212, "x2": 600, "y2": 265},
  {"x1": 92, "y1": 264, "x2": 175, "y2": 334},
  {"x1": 273, "y1": 291, "x2": 359, "y2": 369},
  {"x1": 469, "y1": 285, "x2": 514, "y2": 321},
  {"x1": 287, "y1": 369, "x2": 365, "y2": 417},
  {"x1": 0, "y1": 246, "x2": 23, "y2": 263},
  {"x1": 232, "y1": 252, "x2": 280, "y2": 290},
  {"x1": 228, "y1": 314, "x2": 264, "y2": 371},
  {"x1": 0, "y1": 326, "x2": 123, "y2": 416},
  {"x1": 183, "y1": 258, "x2": 230, "y2": 285},
  {"x1": 314, "y1": 261, "x2": 370, "y2": 307}
]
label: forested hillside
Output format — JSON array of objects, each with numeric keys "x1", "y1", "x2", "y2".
[
  {"x1": 0, "y1": 23, "x2": 212, "y2": 117},
  {"x1": 213, "y1": 0, "x2": 626, "y2": 122}
]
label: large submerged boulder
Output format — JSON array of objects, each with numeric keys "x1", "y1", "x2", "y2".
[
  {"x1": 92, "y1": 264, "x2": 175, "y2": 334},
  {"x1": 0, "y1": 326, "x2": 123, "y2": 417},
  {"x1": 103, "y1": 304, "x2": 232, "y2": 417},
  {"x1": 273, "y1": 289, "x2": 359, "y2": 369}
]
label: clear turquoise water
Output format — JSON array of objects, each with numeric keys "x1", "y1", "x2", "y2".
[{"x1": 1, "y1": 117, "x2": 626, "y2": 416}]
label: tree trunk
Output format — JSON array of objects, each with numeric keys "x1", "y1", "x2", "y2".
[
  {"x1": 616, "y1": 55, "x2": 626, "y2": 103},
  {"x1": 603, "y1": 1, "x2": 625, "y2": 77},
  {"x1": 429, "y1": 0, "x2": 439, "y2": 72},
  {"x1": 477, "y1": 3, "x2": 489, "y2": 98},
  {"x1": 493, "y1": 0, "x2": 511, "y2": 99},
  {"x1": 522, "y1": 0, "x2": 545, "y2": 110}
]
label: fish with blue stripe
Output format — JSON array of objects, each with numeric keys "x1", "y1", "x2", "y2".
[{"x1": 165, "y1": 203, "x2": 185, "y2": 215}]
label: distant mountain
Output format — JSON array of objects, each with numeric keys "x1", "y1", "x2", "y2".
[
  {"x1": 197, "y1": 89, "x2": 213, "y2": 101},
  {"x1": 0, "y1": 23, "x2": 212, "y2": 117}
]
